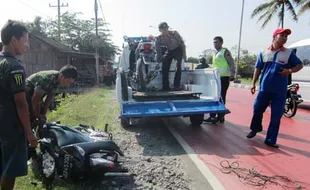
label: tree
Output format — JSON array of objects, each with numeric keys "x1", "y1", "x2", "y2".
[
  {"x1": 187, "y1": 57, "x2": 199, "y2": 63},
  {"x1": 251, "y1": 0, "x2": 300, "y2": 28},
  {"x1": 297, "y1": 0, "x2": 310, "y2": 15},
  {"x1": 25, "y1": 12, "x2": 119, "y2": 60},
  {"x1": 200, "y1": 49, "x2": 215, "y2": 65}
]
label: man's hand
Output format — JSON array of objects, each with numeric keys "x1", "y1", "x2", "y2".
[
  {"x1": 229, "y1": 76, "x2": 235, "y2": 81},
  {"x1": 250, "y1": 85, "x2": 256, "y2": 95},
  {"x1": 279, "y1": 68, "x2": 291, "y2": 76},
  {"x1": 40, "y1": 115, "x2": 47, "y2": 124},
  {"x1": 27, "y1": 133, "x2": 38, "y2": 148},
  {"x1": 155, "y1": 63, "x2": 160, "y2": 70}
]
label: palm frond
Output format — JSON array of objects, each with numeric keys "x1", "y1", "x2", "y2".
[
  {"x1": 251, "y1": 1, "x2": 276, "y2": 18},
  {"x1": 286, "y1": 1, "x2": 299, "y2": 21},
  {"x1": 298, "y1": 0, "x2": 310, "y2": 15}
]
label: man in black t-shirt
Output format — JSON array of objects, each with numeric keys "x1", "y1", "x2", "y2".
[{"x1": 0, "y1": 20, "x2": 37, "y2": 190}]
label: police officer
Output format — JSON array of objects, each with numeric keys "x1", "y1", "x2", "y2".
[
  {"x1": 247, "y1": 28, "x2": 303, "y2": 148},
  {"x1": 205, "y1": 36, "x2": 235, "y2": 123},
  {"x1": 0, "y1": 20, "x2": 37, "y2": 190},
  {"x1": 155, "y1": 22, "x2": 187, "y2": 91},
  {"x1": 25, "y1": 65, "x2": 78, "y2": 130}
]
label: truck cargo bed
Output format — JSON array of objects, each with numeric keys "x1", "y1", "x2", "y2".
[{"x1": 132, "y1": 90, "x2": 202, "y2": 101}]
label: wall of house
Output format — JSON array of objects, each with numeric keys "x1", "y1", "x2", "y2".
[{"x1": 21, "y1": 35, "x2": 56, "y2": 76}]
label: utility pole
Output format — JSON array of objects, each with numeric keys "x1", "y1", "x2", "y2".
[
  {"x1": 234, "y1": 0, "x2": 245, "y2": 83},
  {"x1": 49, "y1": 0, "x2": 68, "y2": 41},
  {"x1": 94, "y1": 0, "x2": 100, "y2": 85}
]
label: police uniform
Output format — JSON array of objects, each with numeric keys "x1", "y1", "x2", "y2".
[
  {"x1": 25, "y1": 70, "x2": 59, "y2": 125},
  {"x1": 0, "y1": 52, "x2": 28, "y2": 177},
  {"x1": 155, "y1": 29, "x2": 186, "y2": 90},
  {"x1": 207, "y1": 47, "x2": 235, "y2": 122},
  {"x1": 249, "y1": 46, "x2": 302, "y2": 144}
]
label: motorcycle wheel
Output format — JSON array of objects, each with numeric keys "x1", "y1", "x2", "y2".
[
  {"x1": 284, "y1": 96, "x2": 297, "y2": 118},
  {"x1": 136, "y1": 58, "x2": 146, "y2": 92}
]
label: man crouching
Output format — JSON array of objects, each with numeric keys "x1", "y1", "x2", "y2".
[{"x1": 25, "y1": 65, "x2": 78, "y2": 130}]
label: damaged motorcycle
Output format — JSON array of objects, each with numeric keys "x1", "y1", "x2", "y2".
[{"x1": 28, "y1": 122, "x2": 130, "y2": 189}]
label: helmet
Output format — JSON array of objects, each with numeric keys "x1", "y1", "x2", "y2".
[
  {"x1": 200, "y1": 57, "x2": 207, "y2": 64},
  {"x1": 158, "y1": 22, "x2": 169, "y2": 29}
]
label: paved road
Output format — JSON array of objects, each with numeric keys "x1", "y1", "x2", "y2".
[{"x1": 165, "y1": 87, "x2": 310, "y2": 190}]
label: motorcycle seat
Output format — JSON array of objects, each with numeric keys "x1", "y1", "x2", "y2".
[
  {"x1": 60, "y1": 140, "x2": 124, "y2": 158},
  {"x1": 48, "y1": 125, "x2": 93, "y2": 148}
]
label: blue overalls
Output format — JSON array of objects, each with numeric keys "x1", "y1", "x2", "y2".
[{"x1": 249, "y1": 47, "x2": 302, "y2": 144}]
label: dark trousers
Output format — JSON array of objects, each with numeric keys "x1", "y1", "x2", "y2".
[
  {"x1": 250, "y1": 91, "x2": 286, "y2": 144},
  {"x1": 162, "y1": 47, "x2": 183, "y2": 90},
  {"x1": 210, "y1": 76, "x2": 230, "y2": 118}
]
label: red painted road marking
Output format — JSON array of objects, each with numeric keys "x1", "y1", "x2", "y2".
[{"x1": 170, "y1": 87, "x2": 310, "y2": 190}]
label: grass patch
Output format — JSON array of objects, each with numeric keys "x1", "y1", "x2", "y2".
[
  {"x1": 240, "y1": 77, "x2": 252, "y2": 84},
  {"x1": 15, "y1": 87, "x2": 120, "y2": 190}
]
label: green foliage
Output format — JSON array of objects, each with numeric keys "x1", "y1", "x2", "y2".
[
  {"x1": 25, "y1": 13, "x2": 119, "y2": 60},
  {"x1": 251, "y1": 0, "x2": 300, "y2": 28},
  {"x1": 186, "y1": 57, "x2": 199, "y2": 63}
]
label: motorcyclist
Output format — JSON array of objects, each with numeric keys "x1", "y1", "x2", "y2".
[{"x1": 155, "y1": 22, "x2": 187, "y2": 91}]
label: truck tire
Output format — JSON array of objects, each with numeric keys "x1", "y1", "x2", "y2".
[
  {"x1": 120, "y1": 69, "x2": 129, "y2": 101},
  {"x1": 136, "y1": 58, "x2": 146, "y2": 92},
  {"x1": 190, "y1": 114, "x2": 204, "y2": 126},
  {"x1": 121, "y1": 118, "x2": 131, "y2": 128}
]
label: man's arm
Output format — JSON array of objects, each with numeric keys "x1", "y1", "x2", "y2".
[
  {"x1": 31, "y1": 86, "x2": 45, "y2": 118},
  {"x1": 42, "y1": 91, "x2": 55, "y2": 116},
  {"x1": 174, "y1": 31, "x2": 186, "y2": 58},
  {"x1": 289, "y1": 51, "x2": 303, "y2": 73},
  {"x1": 224, "y1": 49, "x2": 235, "y2": 79},
  {"x1": 155, "y1": 36, "x2": 163, "y2": 62},
  {"x1": 252, "y1": 53, "x2": 263, "y2": 86},
  {"x1": 9, "y1": 65, "x2": 33, "y2": 137}
]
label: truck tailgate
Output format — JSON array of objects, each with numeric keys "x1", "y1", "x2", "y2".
[{"x1": 120, "y1": 100, "x2": 230, "y2": 118}]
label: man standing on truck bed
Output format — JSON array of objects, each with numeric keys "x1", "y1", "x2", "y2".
[
  {"x1": 205, "y1": 36, "x2": 235, "y2": 123},
  {"x1": 25, "y1": 65, "x2": 78, "y2": 130},
  {"x1": 155, "y1": 22, "x2": 187, "y2": 91}
]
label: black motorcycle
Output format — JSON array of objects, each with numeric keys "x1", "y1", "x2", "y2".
[
  {"x1": 125, "y1": 36, "x2": 157, "y2": 92},
  {"x1": 284, "y1": 83, "x2": 303, "y2": 118},
  {"x1": 29, "y1": 122, "x2": 129, "y2": 189}
]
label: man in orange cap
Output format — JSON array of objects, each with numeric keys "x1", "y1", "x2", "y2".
[{"x1": 246, "y1": 28, "x2": 303, "y2": 148}]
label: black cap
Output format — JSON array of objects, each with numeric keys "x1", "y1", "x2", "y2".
[{"x1": 158, "y1": 22, "x2": 169, "y2": 29}]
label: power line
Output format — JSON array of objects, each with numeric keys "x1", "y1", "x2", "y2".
[
  {"x1": 98, "y1": 0, "x2": 109, "y2": 31},
  {"x1": 49, "y1": 0, "x2": 69, "y2": 41}
]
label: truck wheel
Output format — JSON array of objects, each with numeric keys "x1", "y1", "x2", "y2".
[
  {"x1": 190, "y1": 114, "x2": 204, "y2": 126},
  {"x1": 121, "y1": 118, "x2": 131, "y2": 128},
  {"x1": 120, "y1": 69, "x2": 129, "y2": 101},
  {"x1": 136, "y1": 58, "x2": 146, "y2": 92}
]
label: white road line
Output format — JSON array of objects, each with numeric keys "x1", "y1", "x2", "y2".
[{"x1": 163, "y1": 118, "x2": 226, "y2": 190}]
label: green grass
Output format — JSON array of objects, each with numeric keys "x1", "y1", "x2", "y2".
[
  {"x1": 240, "y1": 77, "x2": 252, "y2": 84},
  {"x1": 15, "y1": 87, "x2": 120, "y2": 190}
]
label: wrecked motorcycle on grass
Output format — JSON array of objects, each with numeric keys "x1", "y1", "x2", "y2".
[{"x1": 28, "y1": 122, "x2": 131, "y2": 189}]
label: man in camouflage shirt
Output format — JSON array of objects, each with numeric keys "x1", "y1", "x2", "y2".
[
  {"x1": 25, "y1": 65, "x2": 78, "y2": 128},
  {"x1": 155, "y1": 22, "x2": 187, "y2": 91}
]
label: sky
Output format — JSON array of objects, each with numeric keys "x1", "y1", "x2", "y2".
[{"x1": 0, "y1": 0, "x2": 310, "y2": 58}]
